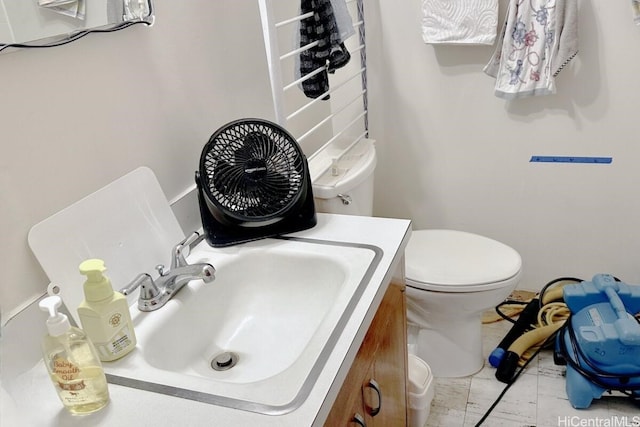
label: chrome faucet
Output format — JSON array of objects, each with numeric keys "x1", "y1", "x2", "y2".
[{"x1": 121, "y1": 232, "x2": 215, "y2": 311}]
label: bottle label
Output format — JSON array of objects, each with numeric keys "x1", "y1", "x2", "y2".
[
  {"x1": 49, "y1": 359, "x2": 109, "y2": 410},
  {"x1": 94, "y1": 324, "x2": 134, "y2": 359},
  {"x1": 53, "y1": 356, "x2": 85, "y2": 391},
  {"x1": 79, "y1": 306, "x2": 136, "y2": 360}
]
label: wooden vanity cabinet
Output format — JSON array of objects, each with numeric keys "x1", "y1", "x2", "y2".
[{"x1": 324, "y1": 282, "x2": 408, "y2": 427}]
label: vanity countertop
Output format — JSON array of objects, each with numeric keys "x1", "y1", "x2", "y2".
[{"x1": 1, "y1": 213, "x2": 411, "y2": 427}]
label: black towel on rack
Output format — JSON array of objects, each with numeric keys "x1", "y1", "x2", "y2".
[{"x1": 299, "y1": 0, "x2": 350, "y2": 100}]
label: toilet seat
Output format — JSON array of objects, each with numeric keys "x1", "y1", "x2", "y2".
[{"x1": 405, "y1": 229, "x2": 522, "y2": 292}]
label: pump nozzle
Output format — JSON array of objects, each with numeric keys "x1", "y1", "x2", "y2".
[
  {"x1": 39, "y1": 295, "x2": 71, "y2": 336},
  {"x1": 79, "y1": 259, "x2": 115, "y2": 302},
  {"x1": 39, "y1": 295, "x2": 62, "y2": 317},
  {"x1": 79, "y1": 259, "x2": 107, "y2": 282}
]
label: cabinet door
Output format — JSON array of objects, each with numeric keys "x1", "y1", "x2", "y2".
[
  {"x1": 323, "y1": 282, "x2": 408, "y2": 427},
  {"x1": 323, "y1": 343, "x2": 374, "y2": 426},
  {"x1": 365, "y1": 283, "x2": 408, "y2": 426}
]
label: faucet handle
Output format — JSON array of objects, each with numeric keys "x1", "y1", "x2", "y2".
[
  {"x1": 121, "y1": 273, "x2": 160, "y2": 297},
  {"x1": 155, "y1": 264, "x2": 167, "y2": 276},
  {"x1": 120, "y1": 273, "x2": 164, "y2": 311}
]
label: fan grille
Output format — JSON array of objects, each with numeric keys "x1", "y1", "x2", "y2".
[{"x1": 200, "y1": 120, "x2": 306, "y2": 221}]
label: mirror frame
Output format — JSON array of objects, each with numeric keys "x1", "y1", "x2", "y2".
[{"x1": 0, "y1": 0, "x2": 154, "y2": 53}]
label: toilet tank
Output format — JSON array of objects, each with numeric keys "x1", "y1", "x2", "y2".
[{"x1": 309, "y1": 138, "x2": 376, "y2": 216}]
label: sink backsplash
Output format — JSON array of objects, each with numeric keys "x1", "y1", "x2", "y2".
[{"x1": 27, "y1": 167, "x2": 185, "y2": 324}]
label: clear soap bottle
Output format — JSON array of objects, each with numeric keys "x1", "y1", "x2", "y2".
[{"x1": 39, "y1": 295, "x2": 110, "y2": 415}]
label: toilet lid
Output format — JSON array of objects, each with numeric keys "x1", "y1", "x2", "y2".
[{"x1": 405, "y1": 230, "x2": 522, "y2": 292}]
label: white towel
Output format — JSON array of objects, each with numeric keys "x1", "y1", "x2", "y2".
[{"x1": 422, "y1": 0, "x2": 498, "y2": 45}]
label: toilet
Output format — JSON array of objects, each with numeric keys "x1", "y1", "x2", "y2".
[
  {"x1": 404, "y1": 230, "x2": 521, "y2": 377},
  {"x1": 310, "y1": 139, "x2": 522, "y2": 378}
]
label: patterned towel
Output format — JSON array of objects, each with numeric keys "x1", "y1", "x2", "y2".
[
  {"x1": 483, "y1": 0, "x2": 579, "y2": 99},
  {"x1": 422, "y1": 0, "x2": 499, "y2": 45}
]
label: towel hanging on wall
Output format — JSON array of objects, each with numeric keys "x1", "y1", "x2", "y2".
[
  {"x1": 422, "y1": 0, "x2": 499, "y2": 45},
  {"x1": 483, "y1": 0, "x2": 579, "y2": 99},
  {"x1": 299, "y1": 0, "x2": 352, "y2": 100}
]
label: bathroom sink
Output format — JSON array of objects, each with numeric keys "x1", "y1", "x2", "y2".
[{"x1": 103, "y1": 236, "x2": 381, "y2": 414}]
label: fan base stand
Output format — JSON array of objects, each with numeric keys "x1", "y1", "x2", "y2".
[{"x1": 196, "y1": 177, "x2": 317, "y2": 247}]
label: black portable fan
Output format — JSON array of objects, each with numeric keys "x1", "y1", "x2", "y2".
[{"x1": 195, "y1": 118, "x2": 316, "y2": 246}]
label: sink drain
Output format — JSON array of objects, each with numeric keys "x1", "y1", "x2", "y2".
[{"x1": 210, "y1": 352, "x2": 239, "y2": 371}]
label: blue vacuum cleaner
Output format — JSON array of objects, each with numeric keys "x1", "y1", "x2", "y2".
[{"x1": 554, "y1": 274, "x2": 640, "y2": 409}]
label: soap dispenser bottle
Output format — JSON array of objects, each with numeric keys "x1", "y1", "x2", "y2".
[
  {"x1": 39, "y1": 295, "x2": 110, "y2": 415},
  {"x1": 77, "y1": 259, "x2": 137, "y2": 361}
]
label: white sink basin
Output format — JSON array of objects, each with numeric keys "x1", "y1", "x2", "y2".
[{"x1": 104, "y1": 237, "x2": 380, "y2": 414}]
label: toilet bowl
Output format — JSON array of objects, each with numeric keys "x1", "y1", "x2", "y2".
[
  {"x1": 310, "y1": 140, "x2": 522, "y2": 377},
  {"x1": 405, "y1": 229, "x2": 521, "y2": 377}
]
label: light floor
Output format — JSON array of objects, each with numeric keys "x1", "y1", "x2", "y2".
[{"x1": 424, "y1": 319, "x2": 639, "y2": 427}]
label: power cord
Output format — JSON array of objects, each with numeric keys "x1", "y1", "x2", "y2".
[
  {"x1": 0, "y1": 20, "x2": 151, "y2": 53},
  {"x1": 474, "y1": 331, "x2": 558, "y2": 427},
  {"x1": 477, "y1": 277, "x2": 578, "y2": 425},
  {"x1": 494, "y1": 299, "x2": 528, "y2": 324},
  {"x1": 538, "y1": 277, "x2": 582, "y2": 308}
]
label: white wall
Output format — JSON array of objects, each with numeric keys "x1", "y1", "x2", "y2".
[
  {"x1": 366, "y1": 0, "x2": 640, "y2": 291},
  {"x1": 0, "y1": 1, "x2": 275, "y2": 317}
]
